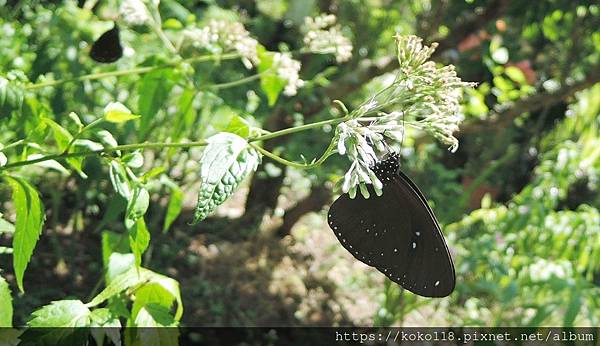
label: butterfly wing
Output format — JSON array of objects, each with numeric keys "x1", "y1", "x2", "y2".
[
  {"x1": 90, "y1": 25, "x2": 123, "y2": 63},
  {"x1": 327, "y1": 157, "x2": 455, "y2": 297}
]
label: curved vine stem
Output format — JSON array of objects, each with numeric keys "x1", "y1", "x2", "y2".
[{"x1": 249, "y1": 136, "x2": 338, "y2": 170}]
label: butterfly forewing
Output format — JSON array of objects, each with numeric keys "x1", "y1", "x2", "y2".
[
  {"x1": 327, "y1": 155, "x2": 455, "y2": 297},
  {"x1": 90, "y1": 24, "x2": 123, "y2": 63}
]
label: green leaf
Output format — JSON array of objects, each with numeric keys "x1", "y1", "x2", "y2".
[
  {"x1": 101, "y1": 231, "x2": 129, "y2": 266},
  {"x1": 564, "y1": 291, "x2": 582, "y2": 327},
  {"x1": 128, "y1": 218, "x2": 150, "y2": 267},
  {"x1": 137, "y1": 68, "x2": 176, "y2": 137},
  {"x1": 491, "y1": 46, "x2": 509, "y2": 64},
  {"x1": 258, "y1": 49, "x2": 286, "y2": 106},
  {"x1": 130, "y1": 304, "x2": 179, "y2": 346},
  {"x1": 109, "y1": 161, "x2": 132, "y2": 199},
  {"x1": 28, "y1": 300, "x2": 91, "y2": 327},
  {"x1": 0, "y1": 77, "x2": 25, "y2": 119},
  {"x1": 505, "y1": 66, "x2": 528, "y2": 85},
  {"x1": 89, "y1": 308, "x2": 121, "y2": 346},
  {"x1": 88, "y1": 266, "x2": 181, "y2": 316},
  {"x1": 123, "y1": 151, "x2": 144, "y2": 168},
  {"x1": 162, "y1": 183, "x2": 183, "y2": 234},
  {"x1": 126, "y1": 186, "x2": 150, "y2": 222},
  {"x1": 42, "y1": 117, "x2": 73, "y2": 151},
  {"x1": 5, "y1": 176, "x2": 45, "y2": 292},
  {"x1": 224, "y1": 115, "x2": 251, "y2": 138},
  {"x1": 106, "y1": 252, "x2": 136, "y2": 283},
  {"x1": 0, "y1": 329, "x2": 21, "y2": 346},
  {"x1": 193, "y1": 132, "x2": 260, "y2": 223},
  {"x1": 104, "y1": 102, "x2": 141, "y2": 123},
  {"x1": 0, "y1": 275, "x2": 13, "y2": 327},
  {"x1": 134, "y1": 304, "x2": 178, "y2": 327},
  {"x1": 172, "y1": 88, "x2": 197, "y2": 141}
]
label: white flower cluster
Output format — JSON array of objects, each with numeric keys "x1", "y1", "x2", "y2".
[
  {"x1": 335, "y1": 35, "x2": 472, "y2": 197},
  {"x1": 528, "y1": 258, "x2": 572, "y2": 282},
  {"x1": 302, "y1": 14, "x2": 353, "y2": 63},
  {"x1": 183, "y1": 20, "x2": 259, "y2": 66},
  {"x1": 337, "y1": 115, "x2": 404, "y2": 198},
  {"x1": 119, "y1": 0, "x2": 150, "y2": 26},
  {"x1": 273, "y1": 52, "x2": 304, "y2": 96},
  {"x1": 394, "y1": 35, "x2": 475, "y2": 152}
]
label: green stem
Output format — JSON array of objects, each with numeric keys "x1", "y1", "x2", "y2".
[
  {"x1": 248, "y1": 116, "x2": 347, "y2": 143},
  {"x1": 64, "y1": 118, "x2": 106, "y2": 153},
  {"x1": 24, "y1": 53, "x2": 240, "y2": 90},
  {"x1": 249, "y1": 136, "x2": 337, "y2": 169},
  {"x1": 0, "y1": 115, "x2": 349, "y2": 172},
  {"x1": 207, "y1": 71, "x2": 266, "y2": 91}
]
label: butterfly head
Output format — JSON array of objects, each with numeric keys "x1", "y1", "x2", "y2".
[{"x1": 371, "y1": 152, "x2": 400, "y2": 181}]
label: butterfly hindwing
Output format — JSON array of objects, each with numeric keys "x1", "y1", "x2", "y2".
[
  {"x1": 90, "y1": 24, "x2": 123, "y2": 63},
  {"x1": 327, "y1": 155, "x2": 455, "y2": 297}
]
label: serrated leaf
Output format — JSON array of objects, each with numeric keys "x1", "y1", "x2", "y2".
[
  {"x1": 134, "y1": 304, "x2": 178, "y2": 328},
  {"x1": 0, "y1": 275, "x2": 13, "y2": 327},
  {"x1": 193, "y1": 132, "x2": 260, "y2": 223},
  {"x1": 5, "y1": 176, "x2": 44, "y2": 292},
  {"x1": 258, "y1": 49, "x2": 286, "y2": 106},
  {"x1": 163, "y1": 185, "x2": 183, "y2": 233},
  {"x1": 0, "y1": 77, "x2": 25, "y2": 118},
  {"x1": 128, "y1": 218, "x2": 150, "y2": 267},
  {"x1": 129, "y1": 304, "x2": 179, "y2": 346},
  {"x1": 104, "y1": 102, "x2": 141, "y2": 123},
  {"x1": 90, "y1": 308, "x2": 121, "y2": 346},
  {"x1": 0, "y1": 328, "x2": 21, "y2": 346},
  {"x1": 28, "y1": 300, "x2": 91, "y2": 327},
  {"x1": 137, "y1": 68, "x2": 176, "y2": 137}
]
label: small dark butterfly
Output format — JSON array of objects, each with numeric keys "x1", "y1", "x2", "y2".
[
  {"x1": 327, "y1": 153, "x2": 455, "y2": 297},
  {"x1": 90, "y1": 23, "x2": 123, "y2": 63}
]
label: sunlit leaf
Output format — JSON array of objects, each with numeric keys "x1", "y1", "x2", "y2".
[
  {"x1": 163, "y1": 184, "x2": 183, "y2": 233},
  {"x1": 0, "y1": 275, "x2": 12, "y2": 327},
  {"x1": 104, "y1": 102, "x2": 141, "y2": 123},
  {"x1": 28, "y1": 300, "x2": 90, "y2": 327},
  {"x1": 128, "y1": 218, "x2": 150, "y2": 267},
  {"x1": 137, "y1": 68, "x2": 176, "y2": 136},
  {"x1": 193, "y1": 132, "x2": 261, "y2": 223},
  {"x1": 5, "y1": 176, "x2": 45, "y2": 292},
  {"x1": 258, "y1": 48, "x2": 286, "y2": 106}
]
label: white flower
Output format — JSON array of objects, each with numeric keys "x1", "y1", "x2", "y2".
[
  {"x1": 119, "y1": 0, "x2": 150, "y2": 26},
  {"x1": 273, "y1": 53, "x2": 305, "y2": 96},
  {"x1": 183, "y1": 20, "x2": 259, "y2": 66},
  {"x1": 302, "y1": 14, "x2": 353, "y2": 63}
]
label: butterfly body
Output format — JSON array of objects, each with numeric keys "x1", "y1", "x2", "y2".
[
  {"x1": 90, "y1": 24, "x2": 123, "y2": 63},
  {"x1": 327, "y1": 154, "x2": 455, "y2": 297}
]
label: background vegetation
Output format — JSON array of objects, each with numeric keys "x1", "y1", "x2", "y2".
[{"x1": 0, "y1": 0, "x2": 599, "y2": 338}]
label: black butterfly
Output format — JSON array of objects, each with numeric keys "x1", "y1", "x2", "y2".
[
  {"x1": 90, "y1": 23, "x2": 123, "y2": 63},
  {"x1": 327, "y1": 153, "x2": 455, "y2": 297}
]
